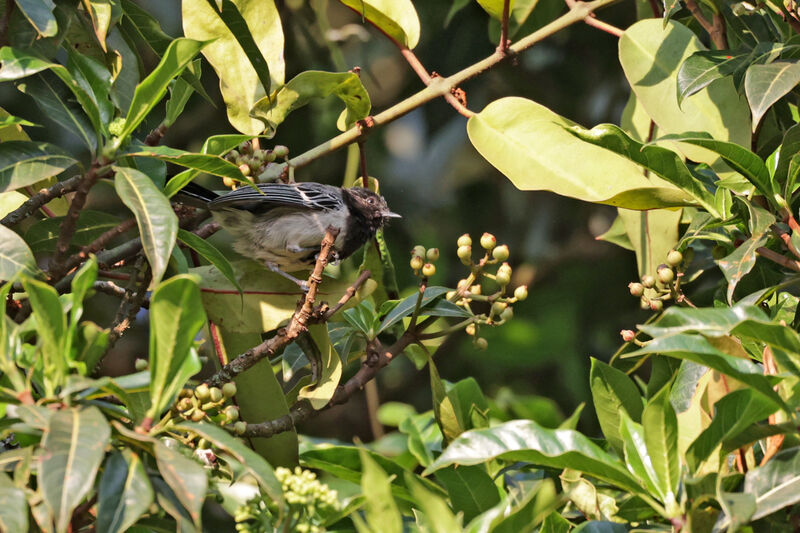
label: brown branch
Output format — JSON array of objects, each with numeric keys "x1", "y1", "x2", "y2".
[
  {"x1": 498, "y1": 0, "x2": 511, "y2": 54},
  {"x1": 685, "y1": 0, "x2": 727, "y2": 49},
  {"x1": 49, "y1": 164, "x2": 103, "y2": 280},
  {"x1": 399, "y1": 48, "x2": 475, "y2": 118},
  {"x1": 24, "y1": 186, "x2": 56, "y2": 217},
  {"x1": 204, "y1": 227, "x2": 341, "y2": 387},
  {"x1": 773, "y1": 225, "x2": 800, "y2": 260},
  {"x1": 1, "y1": 175, "x2": 83, "y2": 227},
  {"x1": 92, "y1": 280, "x2": 150, "y2": 308},
  {"x1": 0, "y1": 0, "x2": 14, "y2": 47},
  {"x1": 565, "y1": 0, "x2": 623, "y2": 36},
  {"x1": 59, "y1": 218, "x2": 137, "y2": 276},
  {"x1": 357, "y1": 141, "x2": 369, "y2": 184},
  {"x1": 757, "y1": 247, "x2": 800, "y2": 271},
  {"x1": 104, "y1": 259, "x2": 152, "y2": 353},
  {"x1": 144, "y1": 124, "x2": 168, "y2": 146},
  {"x1": 320, "y1": 269, "x2": 371, "y2": 320}
]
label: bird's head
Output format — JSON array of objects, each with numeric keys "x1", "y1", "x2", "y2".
[{"x1": 346, "y1": 187, "x2": 401, "y2": 225}]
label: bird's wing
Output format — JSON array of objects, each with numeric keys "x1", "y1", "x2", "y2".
[{"x1": 208, "y1": 183, "x2": 344, "y2": 212}]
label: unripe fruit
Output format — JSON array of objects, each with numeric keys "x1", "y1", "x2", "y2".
[
  {"x1": 642, "y1": 275, "x2": 656, "y2": 289},
  {"x1": 500, "y1": 306, "x2": 513, "y2": 321},
  {"x1": 620, "y1": 329, "x2": 636, "y2": 342},
  {"x1": 457, "y1": 234, "x2": 472, "y2": 247},
  {"x1": 195, "y1": 383, "x2": 210, "y2": 401},
  {"x1": 227, "y1": 149, "x2": 240, "y2": 161},
  {"x1": 191, "y1": 409, "x2": 206, "y2": 422},
  {"x1": 514, "y1": 285, "x2": 528, "y2": 301},
  {"x1": 224, "y1": 405, "x2": 239, "y2": 422},
  {"x1": 238, "y1": 141, "x2": 250, "y2": 153},
  {"x1": 475, "y1": 337, "x2": 488, "y2": 350},
  {"x1": 657, "y1": 265, "x2": 675, "y2": 284},
  {"x1": 492, "y1": 244, "x2": 509, "y2": 261},
  {"x1": 238, "y1": 163, "x2": 251, "y2": 176},
  {"x1": 264, "y1": 151, "x2": 277, "y2": 162},
  {"x1": 412, "y1": 245, "x2": 426, "y2": 258},
  {"x1": 628, "y1": 282, "x2": 645, "y2": 297},
  {"x1": 457, "y1": 245, "x2": 472, "y2": 263},
  {"x1": 197, "y1": 438, "x2": 209, "y2": 450},
  {"x1": 649, "y1": 299, "x2": 664, "y2": 312},
  {"x1": 480, "y1": 232, "x2": 497, "y2": 250},
  {"x1": 422, "y1": 263, "x2": 436, "y2": 277},
  {"x1": 273, "y1": 145, "x2": 289, "y2": 158},
  {"x1": 222, "y1": 382, "x2": 237, "y2": 398},
  {"x1": 465, "y1": 323, "x2": 476, "y2": 336},
  {"x1": 491, "y1": 301, "x2": 507, "y2": 315},
  {"x1": 469, "y1": 284, "x2": 481, "y2": 295},
  {"x1": 234, "y1": 421, "x2": 247, "y2": 435},
  {"x1": 209, "y1": 387, "x2": 223, "y2": 403},
  {"x1": 177, "y1": 398, "x2": 192, "y2": 412},
  {"x1": 457, "y1": 279, "x2": 469, "y2": 290},
  {"x1": 222, "y1": 177, "x2": 236, "y2": 189},
  {"x1": 426, "y1": 248, "x2": 440, "y2": 262},
  {"x1": 666, "y1": 250, "x2": 683, "y2": 267},
  {"x1": 134, "y1": 358, "x2": 148, "y2": 371},
  {"x1": 410, "y1": 256, "x2": 424, "y2": 270},
  {"x1": 495, "y1": 270, "x2": 511, "y2": 286}
]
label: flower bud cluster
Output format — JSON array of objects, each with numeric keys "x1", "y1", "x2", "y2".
[
  {"x1": 222, "y1": 141, "x2": 289, "y2": 187},
  {"x1": 627, "y1": 249, "x2": 690, "y2": 312},
  {"x1": 174, "y1": 381, "x2": 240, "y2": 430}
]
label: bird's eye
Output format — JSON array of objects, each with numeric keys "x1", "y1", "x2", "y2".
[{"x1": 367, "y1": 197, "x2": 375, "y2": 204}]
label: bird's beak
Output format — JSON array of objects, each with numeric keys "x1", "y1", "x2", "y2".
[{"x1": 383, "y1": 211, "x2": 402, "y2": 218}]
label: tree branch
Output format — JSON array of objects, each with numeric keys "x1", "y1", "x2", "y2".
[
  {"x1": 498, "y1": 0, "x2": 511, "y2": 54},
  {"x1": 398, "y1": 48, "x2": 474, "y2": 117},
  {"x1": 564, "y1": 0, "x2": 623, "y2": 36},
  {"x1": 685, "y1": 0, "x2": 727, "y2": 49},
  {"x1": 1, "y1": 175, "x2": 83, "y2": 227},
  {"x1": 59, "y1": 219, "x2": 138, "y2": 276},
  {"x1": 757, "y1": 246, "x2": 800, "y2": 271},
  {"x1": 104, "y1": 259, "x2": 152, "y2": 353}
]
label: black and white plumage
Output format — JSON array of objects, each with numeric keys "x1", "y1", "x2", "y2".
[{"x1": 178, "y1": 181, "x2": 399, "y2": 286}]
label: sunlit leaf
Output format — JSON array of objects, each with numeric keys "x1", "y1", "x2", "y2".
[
  {"x1": 745, "y1": 61, "x2": 800, "y2": 131},
  {"x1": 337, "y1": 0, "x2": 420, "y2": 49}
]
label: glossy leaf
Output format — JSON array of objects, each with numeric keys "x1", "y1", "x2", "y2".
[
  {"x1": 39, "y1": 406, "x2": 110, "y2": 533},
  {"x1": 619, "y1": 415, "x2": 662, "y2": 499},
  {"x1": 116, "y1": 38, "x2": 207, "y2": 144},
  {"x1": 407, "y1": 472, "x2": 462, "y2": 533},
  {"x1": 590, "y1": 358, "x2": 643, "y2": 454},
  {"x1": 569, "y1": 124, "x2": 719, "y2": 216},
  {"x1": 435, "y1": 465, "x2": 500, "y2": 522},
  {"x1": 468, "y1": 97, "x2": 697, "y2": 209},
  {"x1": 0, "y1": 46, "x2": 56, "y2": 81},
  {"x1": 297, "y1": 324, "x2": 342, "y2": 409},
  {"x1": 176, "y1": 229, "x2": 241, "y2": 294},
  {"x1": 378, "y1": 286, "x2": 450, "y2": 333},
  {"x1": 96, "y1": 450, "x2": 153, "y2": 533},
  {"x1": 677, "y1": 50, "x2": 751, "y2": 103},
  {"x1": 642, "y1": 384, "x2": 680, "y2": 511},
  {"x1": 183, "y1": 0, "x2": 284, "y2": 134},
  {"x1": 424, "y1": 420, "x2": 645, "y2": 495},
  {"x1": 619, "y1": 19, "x2": 751, "y2": 154},
  {"x1": 25, "y1": 211, "x2": 122, "y2": 253},
  {"x1": 128, "y1": 145, "x2": 247, "y2": 183},
  {"x1": 0, "y1": 224, "x2": 40, "y2": 279},
  {"x1": 251, "y1": 70, "x2": 371, "y2": 137},
  {"x1": 177, "y1": 422, "x2": 283, "y2": 502},
  {"x1": 0, "y1": 471, "x2": 27, "y2": 532},
  {"x1": 776, "y1": 123, "x2": 800, "y2": 197},
  {"x1": 475, "y1": 0, "x2": 513, "y2": 20},
  {"x1": 399, "y1": 411, "x2": 442, "y2": 467},
  {"x1": 147, "y1": 275, "x2": 206, "y2": 418},
  {"x1": 358, "y1": 448, "x2": 402, "y2": 533},
  {"x1": 162, "y1": 134, "x2": 253, "y2": 197},
  {"x1": 745, "y1": 61, "x2": 800, "y2": 131},
  {"x1": 22, "y1": 278, "x2": 66, "y2": 392},
  {"x1": 164, "y1": 72, "x2": 195, "y2": 126},
  {"x1": 337, "y1": 0, "x2": 420, "y2": 49},
  {"x1": 113, "y1": 166, "x2": 178, "y2": 284},
  {"x1": 14, "y1": 0, "x2": 58, "y2": 37},
  {"x1": 153, "y1": 440, "x2": 206, "y2": 528},
  {"x1": 717, "y1": 202, "x2": 775, "y2": 303}
]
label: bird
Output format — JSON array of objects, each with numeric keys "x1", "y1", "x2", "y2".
[{"x1": 177, "y1": 181, "x2": 400, "y2": 289}]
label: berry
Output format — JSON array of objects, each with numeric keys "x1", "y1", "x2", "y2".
[
  {"x1": 457, "y1": 234, "x2": 472, "y2": 247},
  {"x1": 273, "y1": 145, "x2": 289, "y2": 158},
  {"x1": 222, "y1": 382, "x2": 237, "y2": 398},
  {"x1": 264, "y1": 151, "x2": 277, "y2": 162},
  {"x1": 457, "y1": 245, "x2": 472, "y2": 264},
  {"x1": 480, "y1": 232, "x2": 497, "y2": 250},
  {"x1": 666, "y1": 250, "x2": 683, "y2": 267},
  {"x1": 492, "y1": 245, "x2": 509, "y2": 261},
  {"x1": 491, "y1": 301, "x2": 507, "y2": 315},
  {"x1": 628, "y1": 282, "x2": 645, "y2": 297},
  {"x1": 421, "y1": 263, "x2": 436, "y2": 277},
  {"x1": 469, "y1": 284, "x2": 481, "y2": 295},
  {"x1": 642, "y1": 275, "x2": 656, "y2": 289},
  {"x1": 657, "y1": 264, "x2": 675, "y2": 284},
  {"x1": 222, "y1": 177, "x2": 236, "y2": 189},
  {"x1": 195, "y1": 383, "x2": 210, "y2": 401},
  {"x1": 426, "y1": 248, "x2": 440, "y2": 262},
  {"x1": 649, "y1": 299, "x2": 664, "y2": 312},
  {"x1": 191, "y1": 409, "x2": 206, "y2": 422},
  {"x1": 234, "y1": 421, "x2": 247, "y2": 435},
  {"x1": 514, "y1": 285, "x2": 528, "y2": 301},
  {"x1": 410, "y1": 256, "x2": 424, "y2": 270},
  {"x1": 475, "y1": 338, "x2": 488, "y2": 350},
  {"x1": 238, "y1": 141, "x2": 251, "y2": 153},
  {"x1": 224, "y1": 405, "x2": 240, "y2": 422},
  {"x1": 412, "y1": 245, "x2": 426, "y2": 258},
  {"x1": 620, "y1": 329, "x2": 636, "y2": 342},
  {"x1": 134, "y1": 358, "x2": 148, "y2": 371},
  {"x1": 209, "y1": 387, "x2": 224, "y2": 403},
  {"x1": 227, "y1": 149, "x2": 240, "y2": 161},
  {"x1": 238, "y1": 163, "x2": 251, "y2": 176},
  {"x1": 500, "y1": 306, "x2": 513, "y2": 321},
  {"x1": 465, "y1": 324, "x2": 476, "y2": 336}
]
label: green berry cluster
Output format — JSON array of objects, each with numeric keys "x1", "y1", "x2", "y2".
[
  {"x1": 174, "y1": 382, "x2": 244, "y2": 434},
  {"x1": 409, "y1": 245, "x2": 440, "y2": 277},
  {"x1": 223, "y1": 141, "x2": 290, "y2": 187},
  {"x1": 627, "y1": 249, "x2": 691, "y2": 311},
  {"x1": 234, "y1": 467, "x2": 339, "y2": 533}
]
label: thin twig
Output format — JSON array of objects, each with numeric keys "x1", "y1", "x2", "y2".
[
  {"x1": 60, "y1": 218, "x2": 137, "y2": 276},
  {"x1": 773, "y1": 225, "x2": 800, "y2": 260},
  {"x1": 320, "y1": 270, "x2": 371, "y2": 320},
  {"x1": 398, "y1": 48, "x2": 475, "y2": 117},
  {"x1": 498, "y1": 0, "x2": 511, "y2": 54},
  {"x1": 685, "y1": 0, "x2": 727, "y2": 49},
  {"x1": 757, "y1": 247, "x2": 800, "y2": 271},
  {"x1": 144, "y1": 124, "x2": 168, "y2": 146},
  {"x1": 24, "y1": 187, "x2": 56, "y2": 217},
  {"x1": 92, "y1": 280, "x2": 150, "y2": 308},
  {"x1": 104, "y1": 259, "x2": 152, "y2": 353},
  {"x1": 564, "y1": 0, "x2": 623, "y2": 36},
  {"x1": 1, "y1": 175, "x2": 83, "y2": 227}
]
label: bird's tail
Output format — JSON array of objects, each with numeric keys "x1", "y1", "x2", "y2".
[{"x1": 173, "y1": 181, "x2": 219, "y2": 208}]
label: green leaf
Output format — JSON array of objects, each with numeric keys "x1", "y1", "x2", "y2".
[
  {"x1": 745, "y1": 61, "x2": 800, "y2": 131},
  {"x1": 399, "y1": 411, "x2": 442, "y2": 467},
  {"x1": 66, "y1": 50, "x2": 114, "y2": 130},
  {"x1": 406, "y1": 472, "x2": 462, "y2": 533},
  {"x1": 686, "y1": 389, "x2": 778, "y2": 471},
  {"x1": 153, "y1": 440, "x2": 206, "y2": 529},
  {"x1": 539, "y1": 512, "x2": 572, "y2": 533},
  {"x1": 147, "y1": 275, "x2": 206, "y2": 418},
  {"x1": 435, "y1": 465, "x2": 500, "y2": 522},
  {"x1": 336, "y1": 0, "x2": 420, "y2": 49},
  {"x1": 468, "y1": 97, "x2": 697, "y2": 210},
  {"x1": 119, "y1": 0, "x2": 172, "y2": 55},
  {"x1": 776, "y1": 123, "x2": 800, "y2": 197},
  {"x1": 116, "y1": 38, "x2": 207, "y2": 144},
  {"x1": 475, "y1": 0, "x2": 514, "y2": 20},
  {"x1": 22, "y1": 277, "x2": 66, "y2": 392},
  {"x1": 251, "y1": 70, "x2": 371, "y2": 137},
  {"x1": 177, "y1": 422, "x2": 283, "y2": 502},
  {"x1": 619, "y1": 414, "x2": 662, "y2": 499},
  {"x1": 0, "y1": 225, "x2": 40, "y2": 279},
  {"x1": 717, "y1": 202, "x2": 775, "y2": 303},
  {"x1": 572, "y1": 522, "x2": 629, "y2": 533},
  {"x1": 618, "y1": 207, "x2": 682, "y2": 282},
  {"x1": 182, "y1": 0, "x2": 284, "y2": 134},
  {"x1": 378, "y1": 286, "x2": 450, "y2": 333},
  {"x1": 358, "y1": 448, "x2": 402, "y2": 533},
  {"x1": 677, "y1": 50, "x2": 752, "y2": 104},
  {"x1": 39, "y1": 406, "x2": 111, "y2": 533},
  {"x1": 113, "y1": 166, "x2": 178, "y2": 284},
  {"x1": 128, "y1": 145, "x2": 247, "y2": 183},
  {"x1": 96, "y1": 450, "x2": 153, "y2": 533},
  {"x1": 424, "y1": 420, "x2": 645, "y2": 496},
  {"x1": 162, "y1": 134, "x2": 254, "y2": 197},
  {"x1": 0, "y1": 471, "x2": 27, "y2": 532},
  {"x1": 569, "y1": 124, "x2": 719, "y2": 216},
  {"x1": 0, "y1": 46, "x2": 56, "y2": 81},
  {"x1": 589, "y1": 358, "x2": 644, "y2": 454},
  {"x1": 298, "y1": 324, "x2": 342, "y2": 409},
  {"x1": 176, "y1": 229, "x2": 241, "y2": 294},
  {"x1": 619, "y1": 19, "x2": 751, "y2": 151},
  {"x1": 642, "y1": 383, "x2": 680, "y2": 512},
  {"x1": 14, "y1": 0, "x2": 58, "y2": 37},
  {"x1": 164, "y1": 71, "x2": 195, "y2": 126},
  {"x1": 25, "y1": 211, "x2": 122, "y2": 253},
  {"x1": 84, "y1": 0, "x2": 114, "y2": 49},
  {"x1": 489, "y1": 478, "x2": 560, "y2": 533}
]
